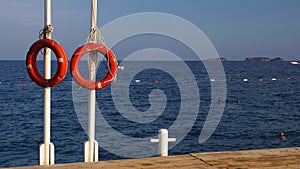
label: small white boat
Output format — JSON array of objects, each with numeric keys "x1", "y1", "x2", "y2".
[{"x1": 290, "y1": 61, "x2": 300, "y2": 65}]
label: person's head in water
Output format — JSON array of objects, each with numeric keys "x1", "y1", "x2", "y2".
[{"x1": 279, "y1": 132, "x2": 286, "y2": 139}]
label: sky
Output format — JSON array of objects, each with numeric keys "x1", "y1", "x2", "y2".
[{"x1": 0, "y1": 0, "x2": 300, "y2": 61}]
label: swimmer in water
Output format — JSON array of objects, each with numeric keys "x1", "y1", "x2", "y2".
[{"x1": 279, "y1": 132, "x2": 286, "y2": 140}]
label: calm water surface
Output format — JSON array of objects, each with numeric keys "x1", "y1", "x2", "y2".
[{"x1": 0, "y1": 61, "x2": 299, "y2": 167}]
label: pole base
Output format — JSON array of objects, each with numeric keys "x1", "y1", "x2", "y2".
[
  {"x1": 39, "y1": 142, "x2": 54, "y2": 165},
  {"x1": 84, "y1": 140, "x2": 98, "y2": 162}
]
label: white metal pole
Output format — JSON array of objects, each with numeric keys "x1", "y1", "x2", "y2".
[
  {"x1": 44, "y1": 0, "x2": 51, "y2": 164},
  {"x1": 40, "y1": 0, "x2": 54, "y2": 165},
  {"x1": 85, "y1": 0, "x2": 98, "y2": 162},
  {"x1": 88, "y1": 73, "x2": 96, "y2": 163}
]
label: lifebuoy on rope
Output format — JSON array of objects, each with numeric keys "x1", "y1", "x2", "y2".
[
  {"x1": 26, "y1": 39, "x2": 68, "y2": 88},
  {"x1": 70, "y1": 43, "x2": 118, "y2": 90}
]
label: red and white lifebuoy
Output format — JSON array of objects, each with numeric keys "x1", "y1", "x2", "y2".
[
  {"x1": 26, "y1": 39, "x2": 68, "y2": 88},
  {"x1": 70, "y1": 43, "x2": 118, "y2": 90}
]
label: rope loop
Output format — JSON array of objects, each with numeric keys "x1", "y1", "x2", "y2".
[
  {"x1": 88, "y1": 51, "x2": 100, "y2": 72},
  {"x1": 39, "y1": 25, "x2": 54, "y2": 39},
  {"x1": 87, "y1": 26, "x2": 110, "y2": 77},
  {"x1": 88, "y1": 27, "x2": 106, "y2": 45}
]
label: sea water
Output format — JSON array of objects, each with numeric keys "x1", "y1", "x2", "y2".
[{"x1": 0, "y1": 60, "x2": 299, "y2": 167}]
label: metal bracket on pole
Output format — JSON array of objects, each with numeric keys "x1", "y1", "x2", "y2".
[{"x1": 150, "y1": 129, "x2": 176, "y2": 157}]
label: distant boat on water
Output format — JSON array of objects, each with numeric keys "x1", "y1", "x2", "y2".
[
  {"x1": 290, "y1": 61, "x2": 300, "y2": 65},
  {"x1": 118, "y1": 65, "x2": 125, "y2": 70}
]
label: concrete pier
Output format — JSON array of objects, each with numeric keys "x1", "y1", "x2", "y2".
[{"x1": 3, "y1": 147, "x2": 300, "y2": 169}]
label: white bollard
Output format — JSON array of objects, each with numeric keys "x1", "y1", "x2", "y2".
[{"x1": 150, "y1": 129, "x2": 176, "y2": 156}]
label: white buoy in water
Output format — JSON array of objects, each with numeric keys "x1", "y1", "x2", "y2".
[
  {"x1": 150, "y1": 129, "x2": 176, "y2": 156},
  {"x1": 118, "y1": 65, "x2": 125, "y2": 70}
]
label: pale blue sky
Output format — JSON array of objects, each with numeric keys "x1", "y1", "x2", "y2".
[{"x1": 0, "y1": 0, "x2": 300, "y2": 60}]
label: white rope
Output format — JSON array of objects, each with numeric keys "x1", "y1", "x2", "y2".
[
  {"x1": 91, "y1": 0, "x2": 97, "y2": 31},
  {"x1": 87, "y1": 27, "x2": 107, "y2": 45},
  {"x1": 88, "y1": 0, "x2": 101, "y2": 81},
  {"x1": 87, "y1": 0, "x2": 115, "y2": 80},
  {"x1": 88, "y1": 0, "x2": 102, "y2": 44}
]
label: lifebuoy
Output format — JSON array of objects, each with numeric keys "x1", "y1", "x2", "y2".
[
  {"x1": 26, "y1": 39, "x2": 68, "y2": 88},
  {"x1": 70, "y1": 43, "x2": 118, "y2": 90}
]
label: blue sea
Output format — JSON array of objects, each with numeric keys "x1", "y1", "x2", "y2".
[{"x1": 0, "y1": 60, "x2": 299, "y2": 167}]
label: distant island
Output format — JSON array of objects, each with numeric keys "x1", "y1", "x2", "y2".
[
  {"x1": 203, "y1": 57, "x2": 286, "y2": 62},
  {"x1": 204, "y1": 57, "x2": 227, "y2": 61},
  {"x1": 245, "y1": 57, "x2": 284, "y2": 61}
]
